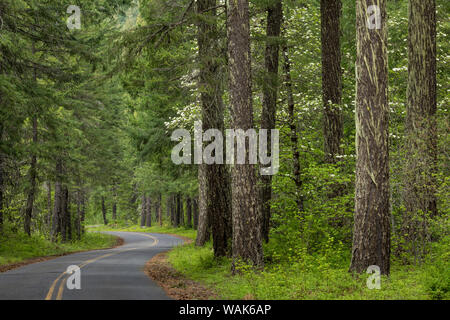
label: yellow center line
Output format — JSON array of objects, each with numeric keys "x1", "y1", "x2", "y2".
[
  {"x1": 45, "y1": 271, "x2": 67, "y2": 300},
  {"x1": 45, "y1": 232, "x2": 159, "y2": 300}
]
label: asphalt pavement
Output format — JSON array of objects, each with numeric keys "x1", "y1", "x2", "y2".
[{"x1": 0, "y1": 231, "x2": 184, "y2": 300}]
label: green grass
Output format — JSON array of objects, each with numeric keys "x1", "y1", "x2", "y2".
[
  {"x1": 88, "y1": 223, "x2": 197, "y2": 240},
  {"x1": 0, "y1": 227, "x2": 118, "y2": 266}
]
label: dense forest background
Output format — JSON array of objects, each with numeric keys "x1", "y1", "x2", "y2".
[{"x1": 0, "y1": 0, "x2": 448, "y2": 299}]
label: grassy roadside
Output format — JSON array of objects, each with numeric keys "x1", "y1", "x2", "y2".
[
  {"x1": 89, "y1": 224, "x2": 450, "y2": 300},
  {"x1": 89, "y1": 224, "x2": 197, "y2": 240},
  {"x1": 0, "y1": 226, "x2": 119, "y2": 268},
  {"x1": 167, "y1": 242, "x2": 448, "y2": 300}
]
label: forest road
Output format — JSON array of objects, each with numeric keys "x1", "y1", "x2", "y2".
[{"x1": 0, "y1": 231, "x2": 184, "y2": 300}]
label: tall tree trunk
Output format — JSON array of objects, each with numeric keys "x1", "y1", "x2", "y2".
[
  {"x1": 66, "y1": 188, "x2": 71, "y2": 241},
  {"x1": 170, "y1": 194, "x2": 175, "y2": 227},
  {"x1": 349, "y1": 0, "x2": 390, "y2": 275},
  {"x1": 173, "y1": 194, "x2": 178, "y2": 227},
  {"x1": 24, "y1": 116, "x2": 38, "y2": 236},
  {"x1": 260, "y1": 0, "x2": 283, "y2": 244},
  {"x1": 112, "y1": 185, "x2": 117, "y2": 221},
  {"x1": 166, "y1": 195, "x2": 171, "y2": 219},
  {"x1": 196, "y1": 0, "x2": 232, "y2": 255},
  {"x1": 112, "y1": 201, "x2": 117, "y2": 221},
  {"x1": 145, "y1": 195, "x2": 152, "y2": 227},
  {"x1": 51, "y1": 160, "x2": 63, "y2": 242},
  {"x1": 186, "y1": 197, "x2": 192, "y2": 228},
  {"x1": 283, "y1": 45, "x2": 304, "y2": 213},
  {"x1": 140, "y1": 195, "x2": 146, "y2": 227},
  {"x1": 46, "y1": 181, "x2": 52, "y2": 229},
  {"x1": 180, "y1": 194, "x2": 185, "y2": 226},
  {"x1": 101, "y1": 196, "x2": 108, "y2": 225},
  {"x1": 321, "y1": 0, "x2": 343, "y2": 164},
  {"x1": 193, "y1": 197, "x2": 199, "y2": 230},
  {"x1": 175, "y1": 193, "x2": 181, "y2": 227},
  {"x1": 76, "y1": 190, "x2": 81, "y2": 240},
  {"x1": 402, "y1": 0, "x2": 437, "y2": 254},
  {"x1": 154, "y1": 195, "x2": 158, "y2": 224},
  {"x1": 61, "y1": 186, "x2": 68, "y2": 242},
  {"x1": 158, "y1": 193, "x2": 162, "y2": 226},
  {"x1": 228, "y1": 0, "x2": 263, "y2": 268},
  {"x1": 154, "y1": 193, "x2": 161, "y2": 225},
  {"x1": 24, "y1": 42, "x2": 39, "y2": 236},
  {"x1": 80, "y1": 190, "x2": 86, "y2": 236},
  {"x1": 196, "y1": 164, "x2": 210, "y2": 245}
]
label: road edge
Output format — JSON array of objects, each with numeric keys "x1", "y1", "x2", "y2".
[{"x1": 144, "y1": 233, "x2": 217, "y2": 300}]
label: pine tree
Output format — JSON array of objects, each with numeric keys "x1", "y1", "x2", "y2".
[
  {"x1": 349, "y1": 0, "x2": 391, "y2": 275},
  {"x1": 402, "y1": 0, "x2": 437, "y2": 253},
  {"x1": 260, "y1": 0, "x2": 283, "y2": 243},
  {"x1": 321, "y1": 0, "x2": 343, "y2": 164},
  {"x1": 228, "y1": 0, "x2": 263, "y2": 269},
  {"x1": 196, "y1": 0, "x2": 232, "y2": 256}
]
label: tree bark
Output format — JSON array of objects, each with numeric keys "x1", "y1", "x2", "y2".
[
  {"x1": 197, "y1": 0, "x2": 232, "y2": 256},
  {"x1": 228, "y1": 0, "x2": 263, "y2": 268},
  {"x1": 46, "y1": 181, "x2": 52, "y2": 229},
  {"x1": 24, "y1": 116, "x2": 38, "y2": 236},
  {"x1": 193, "y1": 197, "x2": 199, "y2": 230},
  {"x1": 321, "y1": 0, "x2": 343, "y2": 164},
  {"x1": 186, "y1": 197, "x2": 192, "y2": 228},
  {"x1": 196, "y1": 164, "x2": 210, "y2": 245},
  {"x1": 349, "y1": 0, "x2": 390, "y2": 275},
  {"x1": 283, "y1": 45, "x2": 304, "y2": 213},
  {"x1": 51, "y1": 160, "x2": 63, "y2": 242},
  {"x1": 61, "y1": 186, "x2": 69, "y2": 242},
  {"x1": 80, "y1": 190, "x2": 86, "y2": 235},
  {"x1": 158, "y1": 193, "x2": 162, "y2": 226},
  {"x1": 402, "y1": 0, "x2": 437, "y2": 252},
  {"x1": 101, "y1": 196, "x2": 108, "y2": 225},
  {"x1": 175, "y1": 193, "x2": 181, "y2": 227},
  {"x1": 174, "y1": 194, "x2": 178, "y2": 227},
  {"x1": 260, "y1": 0, "x2": 283, "y2": 244},
  {"x1": 112, "y1": 184, "x2": 117, "y2": 221},
  {"x1": 66, "y1": 188, "x2": 71, "y2": 241},
  {"x1": 112, "y1": 201, "x2": 117, "y2": 221},
  {"x1": 76, "y1": 189, "x2": 81, "y2": 240},
  {"x1": 166, "y1": 195, "x2": 171, "y2": 219},
  {"x1": 141, "y1": 195, "x2": 146, "y2": 227},
  {"x1": 170, "y1": 194, "x2": 175, "y2": 227},
  {"x1": 179, "y1": 194, "x2": 185, "y2": 226},
  {"x1": 154, "y1": 194, "x2": 159, "y2": 225},
  {"x1": 145, "y1": 195, "x2": 152, "y2": 227},
  {"x1": 24, "y1": 42, "x2": 39, "y2": 236}
]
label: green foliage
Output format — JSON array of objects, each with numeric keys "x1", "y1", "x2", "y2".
[
  {"x1": 423, "y1": 236, "x2": 450, "y2": 300},
  {"x1": 0, "y1": 224, "x2": 117, "y2": 265}
]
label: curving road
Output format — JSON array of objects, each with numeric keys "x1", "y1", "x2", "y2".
[{"x1": 0, "y1": 232, "x2": 184, "y2": 300}]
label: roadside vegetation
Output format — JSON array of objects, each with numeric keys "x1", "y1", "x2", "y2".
[
  {"x1": 167, "y1": 238, "x2": 449, "y2": 300},
  {"x1": 95, "y1": 223, "x2": 449, "y2": 300},
  {"x1": 90, "y1": 224, "x2": 196, "y2": 240},
  {"x1": 0, "y1": 224, "x2": 118, "y2": 267}
]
